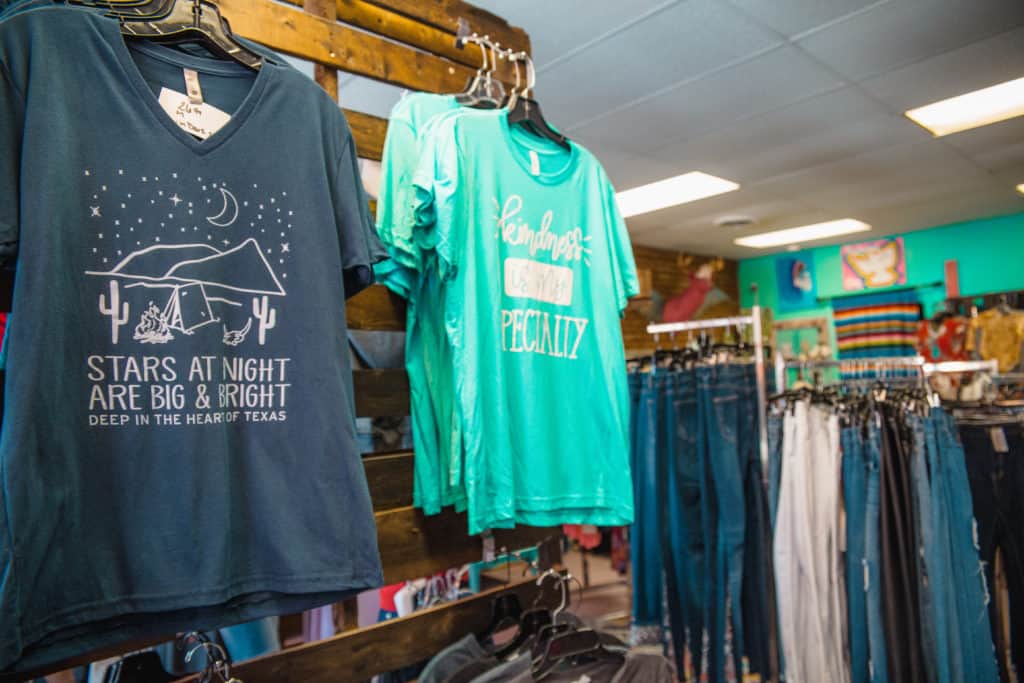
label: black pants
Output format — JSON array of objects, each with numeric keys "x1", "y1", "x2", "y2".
[
  {"x1": 959, "y1": 422, "x2": 1024, "y2": 683},
  {"x1": 879, "y1": 408, "x2": 926, "y2": 683}
]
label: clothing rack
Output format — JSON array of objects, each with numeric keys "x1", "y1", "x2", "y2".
[
  {"x1": 645, "y1": 289, "x2": 769, "y2": 475},
  {"x1": 2, "y1": 4, "x2": 561, "y2": 683},
  {"x1": 774, "y1": 356, "x2": 1000, "y2": 391}
]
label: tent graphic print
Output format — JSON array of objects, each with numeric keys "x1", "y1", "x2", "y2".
[{"x1": 87, "y1": 238, "x2": 286, "y2": 344}]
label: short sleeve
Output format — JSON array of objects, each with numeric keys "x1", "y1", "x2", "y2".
[
  {"x1": 375, "y1": 114, "x2": 419, "y2": 269},
  {"x1": 411, "y1": 117, "x2": 460, "y2": 281},
  {"x1": 600, "y1": 170, "x2": 639, "y2": 314},
  {"x1": 333, "y1": 129, "x2": 388, "y2": 299},
  {"x1": 0, "y1": 61, "x2": 22, "y2": 266}
]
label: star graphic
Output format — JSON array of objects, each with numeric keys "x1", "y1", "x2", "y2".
[
  {"x1": 280, "y1": 232, "x2": 285, "y2": 237},
  {"x1": 258, "y1": 204, "x2": 264, "y2": 210},
  {"x1": 101, "y1": 185, "x2": 107, "y2": 191},
  {"x1": 90, "y1": 206, "x2": 101, "y2": 217},
  {"x1": 172, "y1": 172, "x2": 178, "y2": 179},
  {"x1": 155, "y1": 237, "x2": 160, "y2": 242},
  {"x1": 142, "y1": 176, "x2": 148, "y2": 182},
  {"x1": 158, "y1": 190, "x2": 164, "y2": 196},
  {"x1": 120, "y1": 203, "x2": 126, "y2": 209},
  {"x1": 117, "y1": 169, "x2": 124, "y2": 175},
  {"x1": 83, "y1": 169, "x2": 91, "y2": 176},
  {"x1": 223, "y1": 239, "x2": 231, "y2": 246},
  {"x1": 170, "y1": 194, "x2": 183, "y2": 206},
  {"x1": 281, "y1": 243, "x2": 290, "y2": 253},
  {"x1": 279, "y1": 258, "x2": 284, "y2": 264},
  {"x1": 283, "y1": 273, "x2": 288, "y2": 279},
  {"x1": 270, "y1": 198, "x2": 276, "y2": 204},
  {"x1": 97, "y1": 233, "x2": 104, "y2": 239}
]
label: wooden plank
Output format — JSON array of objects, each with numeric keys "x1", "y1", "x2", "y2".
[
  {"x1": 273, "y1": 0, "x2": 523, "y2": 69},
  {"x1": 344, "y1": 109, "x2": 387, "y2": 161},
  {"x1": 304, "y1": 0, "x2": 339, "y2": 99},
  {"x1": 347, "y1": 284, "x2": 406, "y2": 331},
  {"x1": 366, "y1": 0, "x2": 530, "y2": 55},
  {"x1": 375, "y1": 507, "x2": 556, "y2": 584},
  {"x1": 216, "y1": 0, "x2": 504, "y2": 93},
  {"x1": 353, "y1": 369, "x2": 410, "y2": 417},
  {"x1": 178, "y1": 575, "x2": 559, "y2": 683},
  {"x1": 363, "y1": 450, "x2": 415, "y2": 510}
]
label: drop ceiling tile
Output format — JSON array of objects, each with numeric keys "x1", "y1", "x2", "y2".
[
  {"x1": 649, "y1": 88, "x2": 923, "y2": 182},
  {"x1": 568, "y1": 46, "x2": 842, "y2": 155},
  {"x1": 536, "y1": 0, "x2": 781, "y2": 125},
  {"x1": 861, "y1": 26, "x2": 1024, "y2": 112},
  {"x1": 937, "y1": 117, "x2": 1024, "y2": 170},
  {"x1": 797, "y1": 0, "x2": 1024, "y2": 82},
  {"x1": 725, "y1": 0, "x2": 883, "y2": 39}
]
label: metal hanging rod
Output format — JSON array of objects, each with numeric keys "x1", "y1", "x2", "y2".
[
  {"x1": 922, "y1": 359, "x2": 998, "y2": 375},
  {"x1": 646, "y1": 315, "x2": 754, "y2": 336}
]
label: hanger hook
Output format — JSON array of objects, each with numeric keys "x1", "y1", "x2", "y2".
[{"x1": 508, "y1": 52, "x2": 523, "y2": 109}]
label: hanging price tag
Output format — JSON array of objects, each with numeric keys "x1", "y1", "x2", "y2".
[{"x1": 990, "y1": 426, "x2": 1009, "y2": 453}]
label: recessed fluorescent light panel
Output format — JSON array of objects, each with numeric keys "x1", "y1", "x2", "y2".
[
  {"x1": 734, "y1": 219, "x2": 871, "y2": 249},
  {"x1": 616, "y1": 172, "x2": 739, "y2": 218},
  {"x1": 905, "y1": 76, "x2": 1024, "y2": 136}
]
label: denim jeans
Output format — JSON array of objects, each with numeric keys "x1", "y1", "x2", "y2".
[
  {"x1": 698, "y1": 365, "x2": 747, "y2": 682},
  {"x1": 907, "y1": 415, "x2": 941, "y2": 683},
  {"x1": 863, "y1": 420, "x2": 889, "y2": 683},
  {"x1": 842, "y1": 424, "x2": 870, "y2": 683},
  {"x1": 767, "y1": 411, "x2": 784, "y2": 528},
  {"x1": 942, "y1": 416, "x2": 1003, "y2": 683},
  {"x1": 739, "y1": 365, "x2": 773, "y2": 681},
  {"x1": 631, "y1": 373, "x2": 664, "y2": 642},
  {"x1": 665, "y1": 370, "x2": 706, "y2": 679}
]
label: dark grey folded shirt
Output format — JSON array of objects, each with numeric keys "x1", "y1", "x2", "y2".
[
  {"x1": 419, "y1": 634, "x2": 489, "y2": 683},
  {"x1": 502, "y1": 652, "x2": 673, "y2": 683}
]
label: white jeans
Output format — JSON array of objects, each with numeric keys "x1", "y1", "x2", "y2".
[{"x1": 773, "y1": 401, "x2": 850, "y2": 683}]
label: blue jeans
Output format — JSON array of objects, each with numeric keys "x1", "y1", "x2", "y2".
[
  {"x1": 933, "y1": 411, "x2": 1000, "y2": 683},
  {"x1": 908, "y1": 415, "x2": 941, "y2": 683},
  {"x1": 842, "y1": 424, "x2": 870, "y2": 683},
  {"x1": 863, "y1": 420, "x2": 889, "y2": 683},
  {"x1": 767, "y1": 411, "x2": 784, "y2": 528},
  {"x1": 664, "y1": 370, "x2": 706, "y2": 678},
  {"x1": 630, "y1": 373, "x2": 664, "y2": 641},
  {"x1": 698, "y1": 365, "x2": 746, "y2": 682}
]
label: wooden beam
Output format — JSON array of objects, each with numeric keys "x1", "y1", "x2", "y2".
[
  {"x1": 353, "y1": 369, "x2": 410, "y2": 417},
  {"x1": 216, "y1": 0, "x2": 512, "y2": 93},
  {"x1": 375, "y1": 508, "x2": 556, "y2": 584},
  {"x1": 177, "y1": 575, "x2": 559, "y2": 683},
  {"x1": 303, "y1": 0, "x2": 339, "y2": 99},
  {"x1": 347, "y1": 284, "x2": 406, "y2": 331},
  {"x1": 363, "y1": 450, "x2": 415, "y2": 510},
  {"x1": 343, "y1": 109, "x2": 387, "y2": 161},
  {"x1": 366, "y1": 0, "x2": 530, "y2": 55}
]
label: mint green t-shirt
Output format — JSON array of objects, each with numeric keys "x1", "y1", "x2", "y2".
[
  {"x1": 414, "y1": 111, "x2": 639, "y2": 534},
  {"x1": 374, "y1": 93, "x2": 468, "y2": 514}
]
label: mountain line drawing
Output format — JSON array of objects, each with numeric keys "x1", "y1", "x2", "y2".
[{"x1": 86, "y1": 238, "x2": 286, "y2": 297}]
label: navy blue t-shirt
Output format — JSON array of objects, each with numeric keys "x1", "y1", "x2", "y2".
[{"x1": 0, "y1": 6, "x2": 385, "y2": 672}]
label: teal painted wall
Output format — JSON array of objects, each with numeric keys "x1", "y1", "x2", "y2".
[{"x1": 739, "y1": 212, "x2": 1024, "y2": 354}]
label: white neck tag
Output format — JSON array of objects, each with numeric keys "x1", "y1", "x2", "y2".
[
  {"x1": 529, "y1": 150, "x2": 541, "y2": 176},
  {"x1": 183, "y1": 68, "x2": 204, "y2": 104},
  {"x1": 157, "y1": 87, "x2": 231, "y2": 140}
]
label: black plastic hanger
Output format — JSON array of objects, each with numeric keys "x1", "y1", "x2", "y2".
[
  {"x1": 532, "y1": 628, "x2": 622, "y2": 679},
  {"x1": 118, "y1": 0, "x2": 263, "y2": 70},
  {"x1": 506, "y1": 53, "x2": 570, "y2": 151},
  {"x1": 105, "y1": 651, "x2": 176, "y2": 683},
  {"x1": 493, "y1": 607, "x2": 552, "y2": 659}
]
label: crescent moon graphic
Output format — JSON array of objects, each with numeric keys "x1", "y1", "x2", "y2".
[{"x1": 206, "y1": 188, "x2": 239, "y2": 228}]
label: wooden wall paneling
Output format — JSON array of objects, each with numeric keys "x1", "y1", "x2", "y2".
[
  {"x1": 303, "y1": 0, "x2": 339, "y2": 98},
  {"x1": 375, "y1": 509, "x2": 556, "y2": 585},
  {"x1": 347, "y1": 284, "x2": 406, "y2": 331},
  {"x1": 353, "y1": 369, "x2": 410, "y2": 417},
  {"x1": 273, "y1": 0, "x2": 527, "y2": 69},
  {"x1": 176, "y1": 575, "x2": 559, "y2": 683},
  {"x1": 344, "y1": 110, "x2": 388, "y2": 161},
  {"x1": 621, "y1": 245, "x2": 740, "y2": 352},
  {"x1": 365, "y1": 0, "x2": 530, "y2": 54},
  {"x1": 363, "y1": 451, "x2": 415, "y2": 510},
  {"x1": 215, "y1": 0, "x2": 518, "y2": 93}
]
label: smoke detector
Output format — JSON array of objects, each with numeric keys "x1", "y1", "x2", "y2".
[{"x1": 715, "y1": 215, "x2": 756, "y2": 229}]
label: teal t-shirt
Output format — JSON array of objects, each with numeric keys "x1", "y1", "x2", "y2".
[
  {"x1": 414, "y1": 111, "x2": 639, "y2": 534},
  {"x1": 374, "y1": 94, "x2": 468, "y2": 513}
]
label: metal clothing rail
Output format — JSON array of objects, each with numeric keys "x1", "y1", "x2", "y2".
[
  {"x1": 774, "y1": 355, "x2": 1001, "y2": 391},
  {"x1": 645, "y1": 297, "x2": 769, "y2": 476}
]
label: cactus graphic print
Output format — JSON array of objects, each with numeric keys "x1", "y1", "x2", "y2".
[{"x1": 81, "y1": 171, "x2": 296, "y2": 425}]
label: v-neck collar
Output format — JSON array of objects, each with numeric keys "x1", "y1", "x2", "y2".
[{"x1": 100, "y1": 15, "x2": 275, "y2": 156}]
